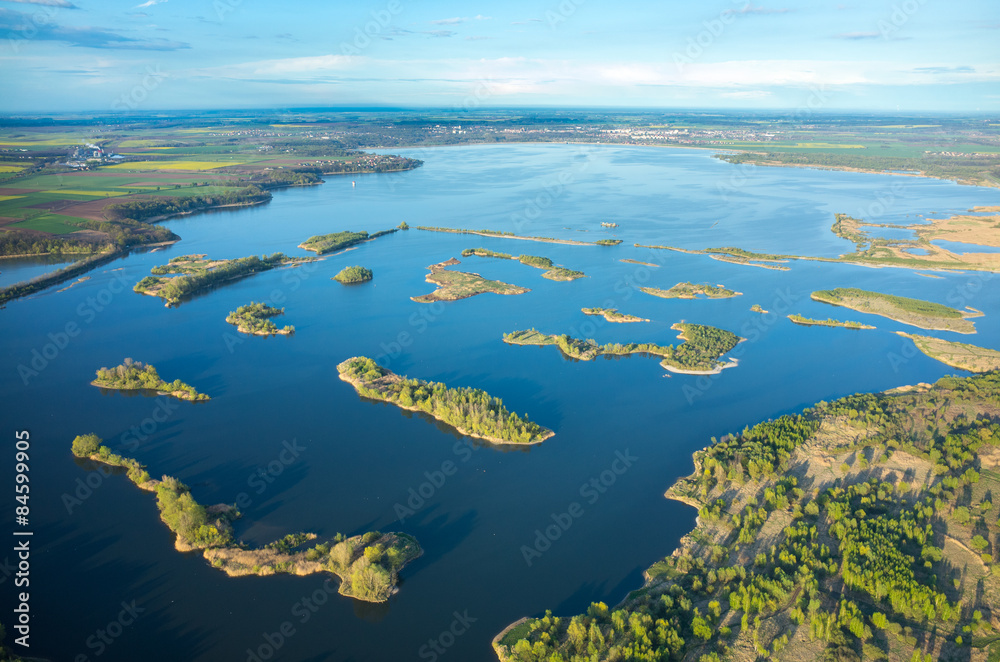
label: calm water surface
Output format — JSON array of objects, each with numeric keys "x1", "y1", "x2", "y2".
[{"x1": 3, "y1": 145, "x2": 1000, "y2": 661}]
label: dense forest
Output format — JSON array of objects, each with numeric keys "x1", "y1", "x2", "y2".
[
  {"x1": 225, "y1": 302, "x2": 294, "y2": 335},
  {"x1": 496, "y1": 371, "x2": 1000, "y2": 662},
  {"x1": 333, "y1": 265, "x2": 373, "y2": 284},
  {"x1": 104, "y1": 186, "x2": 271, "y2": 222},
  {"x1": 338, "y1": 356, "x2": 553, "y2": 444}
]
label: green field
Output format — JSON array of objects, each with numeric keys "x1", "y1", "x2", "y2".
[{"x1": 8, "y1": 214, "x2": 85, "y2": 234}]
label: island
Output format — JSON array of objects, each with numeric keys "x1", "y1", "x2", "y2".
[
  {"x1": 226, "y1": 302, "x2": 294, "y2": 336},
  {"x1": 620, "y1": 259, "x2": 659, "y2": 267},
  {"x1": 494, "y1": 370, "x2": 1000, "y2": 662},
  {"x1": 70, "y1": 433, "x2": 421, "y2": 602},
  {"x1": 333, "y1": 265, "x2": 373, "y2": 284},
  {"x1": 92, "y1": 359, "x2": 209, "y2": 401},
  {"x1": 787, "y1": 313, "x2": 875, "y2": 330},
  {"x1": 337, "y1": 356, "x2": 554, "y2": 444},
  {"x1": 640, "y1": 282, "x2": 742, "y2": 300},
  {"x1": 462, "y1": 248, "x2": 586, "y2": 281},
  {"x1": 581, "y1": 307, "x2": 649, "y2": 323},
  {"x1": 134, "y1": 252, "x2": 313, "y2": 306},
  {"x1": 595, "y1": 239, "x2": 622, "y2": 246},
  {"x1": 811, "y1": 287, "x2": 979, "y2": 334},
  {"x1": 750, "y1": 304, "x2": 767, "y2": 314},
  {"x1": 298, "y1": 228, "x2": 398, "y2": 255},
  {"x1": 503, "y1": 323, "x2": 742, "y2": 374},
  {"x1": 896, "y1": 332, "x2": 1000, "y2": 373},
  {"x1": 635, "y1": 244, "x2": 792, "y2": 270},
  {"x1": 412, "y1": 257, "x2": 530, "y2": 303}
]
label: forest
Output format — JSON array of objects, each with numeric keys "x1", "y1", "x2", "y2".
[
  {"x1": 496, "y1": 370, "x2": 1000, "y2": 662},
  {"x1": 333, "y1": 265, "x2": 373, "y2": 284},
  {"x1": 134, "y1": 252, "x2": 300, "y2": 305},
  {"x1": 225, "y1": 302, "x2": 294, "y2": 335},
  {"x1": 338, "y1": 356, "x2": 553, "y2": 444}
]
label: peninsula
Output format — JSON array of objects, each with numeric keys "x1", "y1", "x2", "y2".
[
  {"x1": 226, "y1": 302, "x2": 294, "y2": 336},
  {"x1": 640, "y1": 282, "x2": 742, "y2": 300},
  {"x1": 337, "y1": 356, "x2": 554, "y2": 444},
  {"x1": 298, "y1": 228, "x2": 398, "y2": 255},
  {"x1": 92, "y1": 359, "x2": 209, "y2": 401},
  {"x1": 495, "y1": 370, "x2": 1000, "y2": 662},
  {"x1": 412, "y1": 257, "x2": 529, "y2": 303},
  {"x1": 503, "y1": 323, "x2": 742, "y2": 374},
  {"x1": 416, "y1": 226, "x2": 597, "y2": 246},
  {"x1": 811, "y1": 287, "x2": 979, "y2": 334},
  {"x1": 70, "y1": 433, "x2": 421, "y2": 602},
  {"x1": 896, "y1": 332, "x2": 1000, "y2": 373},
  {"x1": 134, "y1": 252, "x2": 313, "y2": 306}
]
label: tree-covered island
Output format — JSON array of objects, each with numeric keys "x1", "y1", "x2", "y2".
[
  {"x1": 92, "y1": 358, "x2": 209, "y2": 401},
  {"x1": 333, "y1": 265, "x2": 373, "y2": 284},
  {"x1": 641, "y1": 282, "x2": 743, "y2": 300},
  {"x1": 462, "y1": 248, "x2": 585, "y2": 281},
  {"x1": 494, "y1": 370, "x2": 1000, "y2": 662},
  {"x1": 226, "y1": 302, "x2": 294, "y2": 335},
  {"x1": 298, "y1": 228, "x2": 397, "y2": 255},
  {"x1": 337, "y1": 356, "x2": 554, "y2": 444},
  {"x1": 896, "y1": 332, "x2": 1000, "y2": 373},
  {"x1": 811, "y1": 288, "x2": 979, "y2": 334},
  {"x1": 503, "y1": 323, "x2": 742, "y2": 374},
  {"x1": 134, "y1": 252, "x2": 313, "y2": 306},
  {"x1": 412, "y1": 257, "x2": 530, "y2": 303},
  {"x1": 70, "y1": 433, "x2": 421, "y2": 602}
]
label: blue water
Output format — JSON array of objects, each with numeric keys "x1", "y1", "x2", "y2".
[
  {"x1": 932, "y1": 238, "x2": 1000, "y2": 254},
  {"x1": 3, "y1": 145, "x2": 1000, "y2": 662}
]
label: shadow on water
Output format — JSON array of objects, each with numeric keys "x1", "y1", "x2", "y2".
[{"x1": 551, "y1": 567, "x2": 647, "y2": 617}]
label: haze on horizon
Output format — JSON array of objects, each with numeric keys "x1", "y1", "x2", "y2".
[{"x1": 0, "y1": 0, "x2": 997, "y2": 113}]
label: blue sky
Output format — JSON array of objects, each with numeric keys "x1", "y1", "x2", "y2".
[{"x1": 0, "y1": 0, "x2": 997, "y2": 112}]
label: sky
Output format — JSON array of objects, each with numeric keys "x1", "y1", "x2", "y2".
[{"x1": 0, "y1": 0, "x2": 997, "y2": 113}]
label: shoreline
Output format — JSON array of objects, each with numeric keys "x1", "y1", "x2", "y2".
[
  {"x1": 90, "y1": 379, "x2": 209, "y2": 401},
  {"x1": 337, "y1": 371, "x2": 554, "y2": 446},
  {"x1": 810, "y1": 292, "x2": 978, "y2": 334}
]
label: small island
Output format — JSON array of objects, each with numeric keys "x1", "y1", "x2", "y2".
[
  {"x1": 70, "y1": 433, "x2": 421, "y2": 602},
  {"x1": 298, "y1": 228, "x2": 398, "y2": 255},
  {"x1": 896, "y1": 332, "x2": 1000, "y2": 372},
  {"x1": 635, "y1": 244, "x2": 791, "y2": 270},
  {"x1": 811, "y1": 287, "x2": 979, "y2": 334},
  {"x1": 595, "y1": 239, "x2": 622, "y2": 246},
  {"x1": 226, "y1": 302, "x2": 294, "y2": 336},
  {"x1": 333, "y1": 265, "x2": 373, "y2": 284},
  {"x1": 503, "y1": 323, "x2": 742, "y2": 374},
  {"x1": 787, "y1": 313, "x2": 875, "y2": 329},
  {"x1": 620, "y1": 259, "x2": 659, "y2": 267},
  {"x1": 416, "y1": 226, "x2": 595, "y2": 246},
  {"x1": 640, "y1": 282, "x2": 742, "y2": 300},
  {"x1": 581, "y1": 307, "x2": 649, "y2": 323},
  {"x1": 135, "y1": 252, "x2": 313, "y2": 306},
  {"x1": 92, "y1": 359, "x2": 209, "y2": 401},
  {"x1": 462, "y1": 248, "x2": 586, "y2": 281},
  {"x1": 412, "y1": 258, "x2": 529, "y2": 303},
  {"x1": 750, "y1": 304, "x2": 767, "y2": 314},
  {"x1": 337, "y1": 356, "x2": 554, "y2": 444}
]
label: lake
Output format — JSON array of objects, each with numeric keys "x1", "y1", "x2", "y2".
[{"x1": 3, "y1": 144, "x2": 1000, "y2": 661}]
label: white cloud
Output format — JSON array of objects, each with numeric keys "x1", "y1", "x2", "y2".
[{"x1": 134, "y1": 0, "x2": 166, "y2": 7}]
